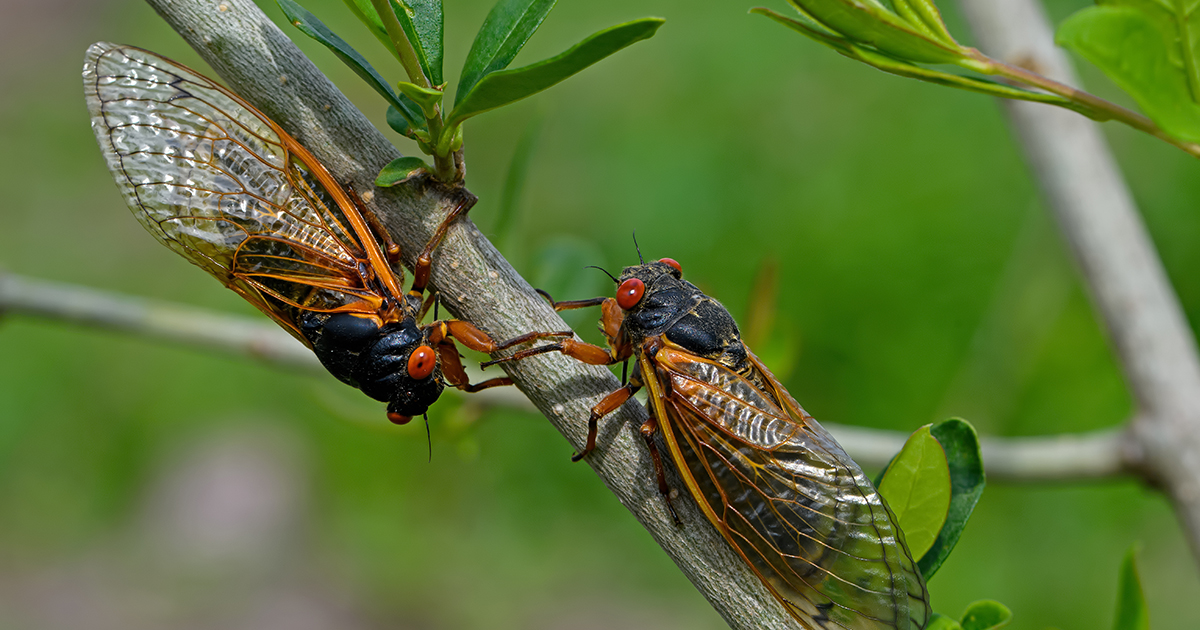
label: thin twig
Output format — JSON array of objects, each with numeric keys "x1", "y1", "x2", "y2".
[
  {"x1": 958, "y1": 0, "x2": 1200, "y2": 563},
  {"x1": 130, "y1": 1, "x2": 794, "y2": 627},
  {"x1": 0, "y1": 271, "x2": 1138, "y2": 483}
]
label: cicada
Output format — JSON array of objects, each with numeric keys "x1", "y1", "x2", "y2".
[
  {"x1": 486, "y1": 257, "x2": 931, "y2": 629},
  {"x1": 83, "y1": 43, "x2": 555, "y2": 423}
]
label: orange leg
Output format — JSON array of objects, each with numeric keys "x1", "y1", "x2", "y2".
[
  {"x1": 571, "y1": 383, "x2": 640, "y2": 462},
  {"x1": 480, "y1": 337, "x2": 622, "y2": 369},
  {"x1": 411, "y1": 189, "x2": 477, "y2": 297},
  {"x1": 436, "y1": 340, "x2": 514, "y2": 392},
  {"x1": 429, "y1": 319, "x2": 572, "y2": 354}
]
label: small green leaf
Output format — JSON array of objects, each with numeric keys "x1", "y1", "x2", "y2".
[
  {"x1": 457, "y1": 0, "x2": 559, "y2": 106},
  {"x1": 1113, "y1": 544, "x2": 1150, "y2": 630},
  {"x1": 927, "y1": 613, "x2": 964, "y2": 630},
  {"x1": 397, "y1": 81, "x2": 443, "y2": 118},
  {"x1": 278, "y1": 0, "x2": 425, "y2": 129},
  {"x1": 448, "y1": 17, "x2": 664, "y2": 126},
  {"x1": 877, "y1": 424, "x2": 952, "y2": 561},
  {"x1": 786, "y1": 0, "x2": 965, "y2": 63},
  {"x1": 918, "y1": 418, "x2": 986, "y2": 580},
  {"x1": 1058, "y1": 6, "x2": 1200, "y2": 142},
  {"x1": 959, "y1": 600, "x2": 1012, "y2": 630},
  {"x1": 375, "y1": 156, "x2": 430, "y2": 186},
  {"x1": 891, "y1": 0, "x2": 957, "y2": 46}
]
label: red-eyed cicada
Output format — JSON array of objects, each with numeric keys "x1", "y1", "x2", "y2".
[
  {"x1": 83, "y1": 43, "x2": 560, "y2": 423},
  {"x1": 486, "y1": 258, "x2": 931, "y2": 629}
]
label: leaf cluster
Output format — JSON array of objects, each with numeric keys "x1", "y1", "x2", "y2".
[{"x1": 278, "y1": 0, "x2": 663, "y2": 182}]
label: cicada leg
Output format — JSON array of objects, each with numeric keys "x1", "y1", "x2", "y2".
[
  {"x1": 346, "y1": 184, "x2": 403, "y2": 270},
  {"x1": 427, "y1": 320, "x2": 573, "y2": 391},
  {"x1": 640, "y1": 411, "x2": 680, "y2": 525},
  {"x1": 572, "y1": 383, "x2": 641, "y2": 462},
  {"x1": 410, "y1": 189, "x2": 478, "y2": 298}
]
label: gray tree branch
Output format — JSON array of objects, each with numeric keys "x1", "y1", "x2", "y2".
[
  {"x1": 958, "y1": 0, "x2": 1200, "y2": 561},
  {"x1": 0, "y1": 271, "x2": 1138, "y2": 483},
  {"x1": 131, "y1": 0, "x2": 794, "y2": 627}
]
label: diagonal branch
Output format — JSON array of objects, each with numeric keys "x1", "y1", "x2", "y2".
[
  {"x1": 134, "y1": 0, "x2": 793, "y2": 627},
  {"x1": 957, "y1": 0, "x2": 1200, "y2": 563}
]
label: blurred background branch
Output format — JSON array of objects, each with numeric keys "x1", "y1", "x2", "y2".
[
  {"x1": 958, "y1": 0, "x2": 1200, "y2": 561},
  {"x1": 0, "y1": 270, "x2": 1137, "y2": 483}
]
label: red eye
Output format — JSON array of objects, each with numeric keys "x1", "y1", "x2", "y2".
[
  {"x1": 407, "y1": 345, "x2": 436, "y2": 379},
  {"x1": 616, "y1": 278, "x2": 645, "y2": 310},
  {"x1": 659, "y1": 258, "x2": 682, "y2": 275},
  {"x1": 388, "y1": 412, "x2": 413, "y2": 425}
]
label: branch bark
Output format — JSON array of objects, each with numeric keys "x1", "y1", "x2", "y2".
[
  {"x1": 958, "y1": 0, "x2": 1200, "y2": 561},
  {"x1": 134, "y1": 0, "x2": 794, "y2": 627}
]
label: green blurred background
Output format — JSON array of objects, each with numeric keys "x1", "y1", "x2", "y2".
[{"x1": 2, "y1": 0, "x2": 1198, "y2": 627}]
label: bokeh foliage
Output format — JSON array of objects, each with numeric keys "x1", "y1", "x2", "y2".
[{"x1": 1, "y1": 0, "x2": 1199, "y2": 627}]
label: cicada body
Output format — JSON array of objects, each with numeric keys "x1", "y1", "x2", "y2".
[
  {"x1": 83, "y1": 42, "x2": 550, "y2": 422},
  {"x1": 489, "y1": 259, "x2": 931, "y2": 629}
]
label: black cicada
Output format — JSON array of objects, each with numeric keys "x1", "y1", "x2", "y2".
[
  {"x1": 84, "y1": 43, "x2": 555, "y2": 423},
  {"x1": 487, "y1": 257, "x2": 932, "y2": 629}
]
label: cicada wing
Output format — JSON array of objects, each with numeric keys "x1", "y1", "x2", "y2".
[
  {"x1": 83, "y1": 43, "x2": 395, "y2": 341},
  {"x1": 648, "y1": 343, "x2": 930, "y2": 630}
]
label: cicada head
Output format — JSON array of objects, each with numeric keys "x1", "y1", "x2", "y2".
[
  {"x1": 352, "y1": 318, "x2": 445, "y2": 424},
  {"x1": 616, "y1": 258, "x2": 745, "y2": 366}
]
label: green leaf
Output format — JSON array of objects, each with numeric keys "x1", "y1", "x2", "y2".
[
  {"x1": 342, "y1": 0, "x2": 443, "y2": 85},
  {"x1": 1058, "y1": 6, "x2": 1200, "y2": 142},
  {"x1": 918, "y1": 418, "x2": 986, "y2": 580},
  {"x1": 1113, "y1": 544, "x2": 1150, "y2": 630},
  {"x1": 342, "y1": 0, "x2": 398, "y2": 58},
  {"x1": 959, "y1": 600, "x2": 1012, "y2": 630},
  {"x1": 927, "y1": 613, "x2": 964, "y2": 630},
  {"x1": 785, "y1": 0, "x2": 965, "y2": 63},
  {"x1": 457, "y1": 0, "x2": 559, "y2": 106},
  {"x1": 1099, "y1": 0, "x2": 1200, "y2": 103},
  {"x1": 375, "y1": 156, "x2": 430, "y2": 186},
  {"x1": 892, "y1": 0, "x2": 957, "y2": 46},
  {"x1": 877, "y1": 424, "x2": 952, "y2": 561},
  {"x1": 277, "y1": 0, "x2": 425, "y2": 130},
  {"x1": 448, "y1": 17, "x2": 664, "y2": 126},
  {"x1": 397, "y1": 81, "x2": 443, "y2": 118}
]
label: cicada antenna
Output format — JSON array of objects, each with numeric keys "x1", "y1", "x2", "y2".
[
  {"x1": 632, "y1": 231, "x2": 644, "y2": 264},
  {"x1": 585, "y1": 265, "x2": 619, "y2": 283}
]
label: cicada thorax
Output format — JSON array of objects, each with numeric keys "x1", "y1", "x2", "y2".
[{"x1": 299, "y1": 311, "x2": 444, "y2": 419}]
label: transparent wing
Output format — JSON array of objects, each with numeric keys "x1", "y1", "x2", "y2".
[
  {"x1": 82, "y1": 42, "x2": 399, "y2": 341},
  {"x1": 649, "y1": 342, "x2": 931, "y2": 630}
]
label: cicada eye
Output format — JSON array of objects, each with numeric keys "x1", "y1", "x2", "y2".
[
  {"x1": 407, "y1": 345, "x2": 436, "y2": 380},
  {"x1": 616, "y1": 278, "x2": 645, "y2": 310},
  {"x1": 388, "y1": 412, "x2": 413, "y2": 425},
  {"x1": 659, "y1": 258, "x2": 682, "y2": 276}
]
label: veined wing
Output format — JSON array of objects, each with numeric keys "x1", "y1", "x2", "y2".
[
  {"x1": 647, "y1": 341, "x2": 930, "y2": 630},
  {"x1": 82, "y1": 42, "x2": 403, "y2": 342}
]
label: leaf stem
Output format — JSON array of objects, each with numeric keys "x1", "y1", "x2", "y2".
[
  {"x1": 965, "y1": 48, "x2": 1200, "y2": 159},
  {"x1": 370, "y1": 0, "x2": 428, "y2": 88},
  {"x1": 368, "y1": 0, "x2": 460, "y2": 181}
]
